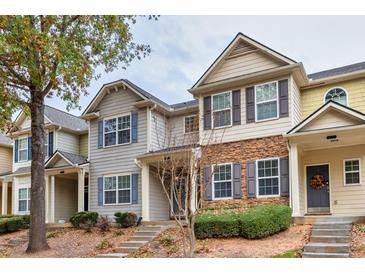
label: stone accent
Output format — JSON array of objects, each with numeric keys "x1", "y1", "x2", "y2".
[{"x1": 201, "y1": 135, "x2": 289, "y2": 208}]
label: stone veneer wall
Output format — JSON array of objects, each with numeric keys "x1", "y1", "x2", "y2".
[{"x1": 201, "y1": 135, "x2": 289, "y2": 208}]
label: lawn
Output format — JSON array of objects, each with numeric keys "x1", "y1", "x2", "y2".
[
  {"x1": 130, "y1": 224, "x2": 311, "y2": 258},
  {"x1": 0, "y1": 225, "x2": 136, "y2": 258}
]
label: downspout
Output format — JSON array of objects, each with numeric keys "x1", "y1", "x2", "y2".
[
  {"x1": 287, "y1": 141, "x2": 292, "y2": 210},
  {"x1": 147, "y1": 103, "x2": 157, "y2": 152}
]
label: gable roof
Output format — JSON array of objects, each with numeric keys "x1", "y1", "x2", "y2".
[
  {"x1": 287, "y1": 100, "x2": 365, "y2": 135},
  {"x1": 0, "y1": 132, "x2": 12, "y2": 146},
  {"x1": 308, "y1": 61, "x2": 365, "y2": 80},
  {"x1": 45, "y1": 150, "x2": 88, "y2": 168},
  {"x1": 191, "y1": 32, "x2": 297, "y2": 89}
]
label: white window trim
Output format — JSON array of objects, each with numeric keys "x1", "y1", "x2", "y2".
[
  {"x1": 44, "y1": 131, "x2": 49, "y2": 158},
  {"x1": 211, "y1": 91, "x2": 233, "y2": 129},
  {"x1": 103, "y1": 173, "x2": 132, "y2": 205},
  {"x1": 256, "y1": 157, "x2": 281, "y2": 198},
  {"x1": 343, "y1": 158, "x2": 361, "y2": 186},
  {"x1": 323, "y1": 87, "x2": 349, "y2": 106},
  {"x1": 183, "y1": 114, "x2": 199, "y2": 134},
  {"x1": 18, "y1": 187, "x2": 31, "y2": 213},
  {"x1": 254, "y1": 80, "x2": 279, "y2": 123},
  {"x1": 212, "y1": 162, "x2": 233, "y2": 200},
  {"x1": 103, "y1": 112, "x2": 132, "y2": 148},
  {"x1": 18, "y1": 136, "x2": 29, "y2": 162}
]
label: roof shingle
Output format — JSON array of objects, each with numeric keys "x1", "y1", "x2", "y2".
[
  {"x1": 44, "y1": 105, "x2": 88, "y2": 132},
  {"x1": 308, "y1": 61, "x2": 365, "y2": 80}
]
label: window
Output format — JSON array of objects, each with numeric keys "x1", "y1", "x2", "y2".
[
  {"x1": 255, "y1": 81, "x2": 279, "y2": 121},
  {"x1": 104, "y1": 175, "x2": 131, "y2": 204},
  {"x1": 18, "y1": 188, "x2": 31, "y2": 212},
  {"x1": 213, "y1": 164, "x2": 232, "y2": 199},
  {"x1": 325, "y1": 88, "x2": 347, "y2": 106},
  {"x1": 344, "y1": 159, "x2": 361, "y2": 185},
  {"x1": 257, "y1": 159, "x2": 280, "y2": 196},
  {"x1": 18, "y1": 137, "x2": 28, "y2": 162},
  {"x1": 212, "y1": 92, "x2": 231, "y2": 128},
  {"x1": 184, "y1": 115, "x2": 199, "y2": 133},
  {"x1": 104, "y1": 114, "x2": 131, "y2": 147}
]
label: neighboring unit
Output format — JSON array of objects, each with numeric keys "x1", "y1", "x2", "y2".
[{"x1": 0, "y1": 132, "x2": 13, "y2": 215}]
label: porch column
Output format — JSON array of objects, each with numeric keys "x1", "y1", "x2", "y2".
[
  {"x1": 141, "y1": 163, "x2": 150, "y2": 221},
  {"x1": 189, "y1": 148, "x2": 201, "y2": 213},
  {"x1": 45, "y1": 176, "x2": 49, "y2": 223},
  {"x1": 77, "y1": 169, "x2": 85, "y2": 212},
  {"x1": 49, "y1": 175, "x2": 55, "y2": 223},
  {"x1": 1, "y1": 181, "x2": 8, "y2": 215},
  {"x1": 289, "y1": 143, "x2": 301, "y2": 217}
]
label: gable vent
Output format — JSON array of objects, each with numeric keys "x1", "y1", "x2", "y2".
[{"x1": 227, "y1": 41, "x2": 257, "y2": 58}]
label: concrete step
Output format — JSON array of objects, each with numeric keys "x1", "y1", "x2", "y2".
[
  {"x1": 311, "y1": 228, "x2": 351, "y2": 236},
  {"x1": 304, "y1": 243, "x2": 349, "y2": 254},
  {"x1": 114, "y1": 246, "x2": 140, "y2": 253},
  {"x1": 134, "y1": 231, "x2": 158, "y2": 236},
  {"x1": 131, "y1": 235, "x2": 155, "y2": 241},
  {"x1": 120, "y1": 241, "x2": 148, "y2": 248},
  {"x1": 96, "y1": 253, "x2": 128, "y2": 258},
  {"x1": 313, "y1": 222, "x2": 352, "y2": 229},
  {"x1": 302, "y1": 252, "x2": 349, "y2": 258},
  {"x1": 138, "y1": 226, "x2": 162, "y2": 232},
  {"x1": 310, "y1": 235, "x2": 350, "y2": 244}
]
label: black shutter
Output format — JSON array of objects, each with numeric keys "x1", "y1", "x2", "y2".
[
  {"x1": 48, "y1": 131, "x2": 54, "y2": 157},
  {"x1": 132, "y1": 173, "x2": 138, "y2": 204},
  {"x1": 28, "y1": 137, "x2": 32, "y2": 160},
  {"x1": 14, "y1": 139, "x2": 19, "y2": 163},
  {"x1": 280, "y1": 157, "x2": 289, "y2": 197},
  {"x1": 97, "y1": 177, "x2": 103, "y2": 206},
  {"x1": 232, "y1": 90, "x2": 241, "y2": 125},
  {"x1": 233, "y1": 163, "x2": 242, "y2": 199},
  {"x1": 279, "y1": 79, "x2": 289, "y2": 118},
  {"x1": 131, "y1": 112, "x2": 138, "y2": 143},
  {"x1": 203, "y1": 166, "x2": 212, "y2": 201},
  {"x1": 246, "y1": 160, "x2": 256, "y2": 198},
  {"x1": 203, "y1": 96, "x2": 212, "y2": 130},
  {"x1": 97, "y1": 120, "x2": 103, "y2": 148},
  {"x1": 246, "y1": 86, "x2": 255, "y2": 123}
]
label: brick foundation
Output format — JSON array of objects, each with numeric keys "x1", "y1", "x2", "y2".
[{"x1": 201, "y1": 135, "x2": 289, "y2": 208}]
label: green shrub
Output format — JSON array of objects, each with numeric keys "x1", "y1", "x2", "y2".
[
  {"x1": 195, "y1": 213, "x2": 241, "y2": 239},
  {"x1": 114, "y1": 212, "x2": 137, "y2": 228},
  {"x1": 194, "y1": 204, "x2": 292, "y2": 240},
  {"x1": 0, "y1": 216, "x2": 26, "y2": 234},
  {"x1": 0, "y1": 218, "x2": 7, "y2": 233},
  {"x1": 70, "y1": 211, "x2": 98, "y2": 228}
]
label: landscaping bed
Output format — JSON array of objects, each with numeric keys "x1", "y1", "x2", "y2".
[
  {"x1": 130, "y1": 224, "x2": 311, "y2": 258},
  {"x1": 350, "y1": 223, "x2": 365, "y2": 258},
  {"x1": 0, "y1": 226, "x2": 136, "y2": 258}
]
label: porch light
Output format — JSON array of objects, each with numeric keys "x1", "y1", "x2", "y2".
[{"x1": 326, "y1": 135, "x2": 338, "y2": 142}]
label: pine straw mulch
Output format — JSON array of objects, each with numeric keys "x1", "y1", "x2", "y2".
[
  {"x1": 350, "y1": 224, "x2": 365, "y2": 258},
  {"x1": 0, "y1": 226, "x2": 136, "y2": 258},
  {"x1": 129, "y1": 224, "x2": 311, "y2": 258}
]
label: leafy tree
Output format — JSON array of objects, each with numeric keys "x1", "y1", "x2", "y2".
[{"x1": 0, "y1": 15, "x2": 156, "y2": 252}]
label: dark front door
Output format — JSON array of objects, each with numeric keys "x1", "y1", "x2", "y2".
[
  {"x1": 306, "y1": 164, "x2": 330, "y2": 214},
  {"x1": 172, "y1": 180, "x2": 186, "y2": 217}
]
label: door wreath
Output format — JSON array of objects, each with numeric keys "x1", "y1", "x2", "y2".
[{"x1": 310, "y1": 174, "x2": 326, "y2": 190}]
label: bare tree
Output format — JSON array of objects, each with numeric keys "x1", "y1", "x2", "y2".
[{"x1": 152, "y1": 110, "x2": 225, "y2": 257}]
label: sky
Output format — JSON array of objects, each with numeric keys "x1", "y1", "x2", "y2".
[{"x1": 45, "y1": 16, "x2": 365, "y2": 116}]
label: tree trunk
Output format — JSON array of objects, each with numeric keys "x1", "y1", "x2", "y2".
[{"x1": 26, "y1": 90, "x2": 49, "y2": 253}]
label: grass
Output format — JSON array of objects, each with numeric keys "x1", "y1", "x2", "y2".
[
  {"x1": 96, "y1": 238, "x2": 112, "y2": 250},
  {"x1": 272, "y1": 248, "x2": 301, "y2": 258},
  {"x1": 46, "y1": 230, "x2": 64, "y2": 239}
]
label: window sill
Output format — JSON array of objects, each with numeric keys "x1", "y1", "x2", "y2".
[
  {"x1": 103, "y1": 202, "x2": 132, "y2": 206},
  {"x1": 103, "y1": 142, "x2": 132, "y2": 149},
  {"x1": 212, "y1": 196, "x2": 233, "y2": 201},
  {"x1": 255, "y1": 116, "x2": 280, "y2": 124},
  {"x1": 212, "y1": 124, "x2": 232, "y2": 130},
  {"x1": 256, "y1": 195, "x2": 280, "y2": 199},
  {"x1": 343, "y1": 183, "x2": 362, "y2": 187}
]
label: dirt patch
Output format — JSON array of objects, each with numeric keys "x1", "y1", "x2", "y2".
[
  {"x1": 0, "y1": 226, "x2": 135, "y2": 258},
  {"x1": 350, "y1": 224, "x2": 365, "y2": 258},
  {"x1": 130, "y1": 224, "x2": 311, "y2": 258}
]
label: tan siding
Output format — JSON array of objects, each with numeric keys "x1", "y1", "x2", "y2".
[
  {"x1": 0, "y1": 146, "x2": 12, "y2": 174},
  {"x1": 200, "y1": 76, "x2": 293, "y2": 145},
  {"x1": 89, "y1": 88, "x2": 147, "y2": 218},
  {"x1": 79, "y1": 133, "x2": 88, "y2": 157},
  {"x1": 301, "y1": 78, "x2": 365, "y2": 119},
  {"x1": 204, "y1": 51, "x2": 284, "y2": 84},
  {"x1": 291, "y1": 76, "x2": 301, "y2": 127},
  {"x1": 12, "y1": 133, "x2": 30, "y2": 172},
  {"x1": 57, "y1": 131, "x2": 79, "y2": 154},
  {"x1": 301, "y1": 144, "x2": 365, "y2": 216},
  {"x1": 169, "y1": 114, "x2": 199, "y2": 147},
  {"x1": 149, "y1": 170, "x2": 170, "y2": 221},
  {"x1": 150, "y1": 111, "x2": 168, "y2": 151},
  {"x1": 13, "y1": 175, "x2": 30, "y2": 214},
  {"x1": 54, "y1": 177, "x2": 78, "y2": 222}
]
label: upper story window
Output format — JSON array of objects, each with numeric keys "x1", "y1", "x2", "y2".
[
  {"x1": 18, "y1": 137, "x2": 28, "y2": 162},
  {"x1": 255, "y1": 81, "x2": 279, "y2": 121},
  {"x1": 325, "y1": 88, "x2": 347, "y2": 106},
  {"x1": 212, "y1": 92, "x2": 231, "y2": 128},
  {"x1": 104, "y1": 114, "x2": 131, "y2": 147},
  {"x1": 184, "y1": 115, "x2": 199, "y2": 133}
]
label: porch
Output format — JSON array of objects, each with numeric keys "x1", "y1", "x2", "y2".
[{"x1": 0, "y1": 173, "x2": 13, "y2": 215}]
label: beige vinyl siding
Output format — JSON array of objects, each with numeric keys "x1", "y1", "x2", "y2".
[
  {"x1": 204, "y1": 51, "x2": 284, "y2": 84},
  {"x1": 301, "y1": 109, "x2": 361, "y2": 132},
  {"x1": 169, "y1": 114, "x2": 199, "y2": 147},
  {"x1": 89, "y1": 88, "x2": 147, "y2": 218},
  {"x1": 291, "y1": 76, "x2": 301, "y2": 127},
  {"x1": 0, "y1": 146, "x2": 12, "y2": 174},
  {"x1": 57, "y1": 131, "x2": 79, "y2": 154},
  {"x1": 150, "y1": 110, "x2": 168, "y2": 151},
  {"x1": 149, "y1": 170, "x2": 170, "y2": 220},
  {"x1": 301, "y1": 144, "x2": 365, "y2": 216},
  {"x1": 79, "y1": 133, "x2": 88, "y2": 157},
  {"x1": 12, "y1": 133, "x2": 30, "y2": 172},
  {"x1": 54, "y1": 176, "x2": 78, "y2": 222},
  {"x1": 12, "y1": 175, "x2": 30, "y2": 214},
  {"x1": 200, "y1": 75, "x2": 292, "y2": 145}
]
